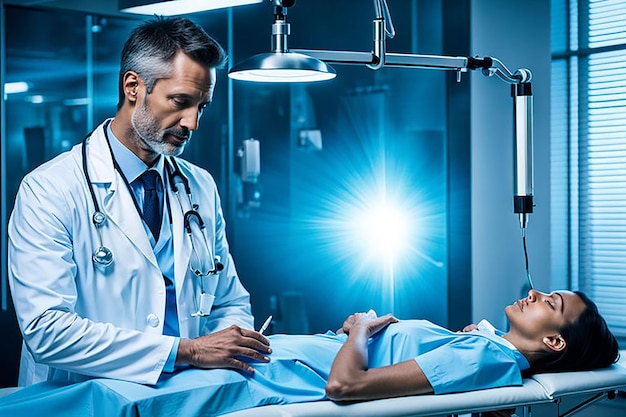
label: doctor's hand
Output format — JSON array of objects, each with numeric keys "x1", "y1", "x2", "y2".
[{"x1": 176, "y1": 325, "x2": 271, "y2": 373}]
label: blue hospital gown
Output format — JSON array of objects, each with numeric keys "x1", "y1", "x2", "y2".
[
  {"x1": 251, "y1": 319, "x2": 529, "y2": 401},
  {"x1": 0, "y1": 319, "x2": 530, "y2": 417}
]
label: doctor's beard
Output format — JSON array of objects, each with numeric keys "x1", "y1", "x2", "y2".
[{"x1": 131, "y1": 96, "x2": 191, "y2": 157}]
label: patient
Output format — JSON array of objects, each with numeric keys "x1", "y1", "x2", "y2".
[
  {"x1": 324, "y1": 289, "x2": 619, "y2": 402},
  {"x1": 204, "y1": 288, "x2": 617, "y2": 415},
  {"x1": 0, "y1": 289, "x2": 618, "y2": 417}
]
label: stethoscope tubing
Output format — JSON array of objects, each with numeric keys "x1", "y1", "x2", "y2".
[
  {"x1": 82, "y1": 128, "x2": 114, "y2": 266},
  {"x1": 81, "y1": 124, "x2": 222, "y2": 275}
]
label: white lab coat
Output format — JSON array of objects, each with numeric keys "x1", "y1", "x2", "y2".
[{"x1": 8, "y1": 120, "x2": 254, "y2": 386}]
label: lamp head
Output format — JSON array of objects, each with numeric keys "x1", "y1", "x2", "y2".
[
  {"x1": 119, "y1": 0, "x2": 263, "y2": 15},
  {"x1": 228, "y1": 0, "x2": 336, "y2": 82},
  {"x1": 228, "y1": 52, "x2": 336, "y2": 82}
]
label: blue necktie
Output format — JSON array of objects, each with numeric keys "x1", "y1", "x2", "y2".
[
  {"x1": 138, "y1": 171, "x2": 178, "y2": 336},
  {"x1": 138, "y1": 170, "x2": 162, "y2": 241}
]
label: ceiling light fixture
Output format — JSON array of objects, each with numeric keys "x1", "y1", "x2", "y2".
[
  {"x1": 119, "y1": 0, "x2": 263, "y2": 16},
  {"x1": 228, "y1": 0, "x2": 337, "y2": 82},
  {"x1": 4, "y1": 81, "x2": 29, "y2": 94}
]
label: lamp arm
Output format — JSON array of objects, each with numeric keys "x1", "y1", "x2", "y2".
[
  {"x1": 480, "y1": 57, "x2": 533, "y2": 84},
  {"x1": 368, "y1": 17, "x2": 386, "y2": 70},
  {"x1": 291, "y1": 48, "x2": 534, "y2": 84},
  {"x1": 286, "y1": 0, "x2": 532, "y2": 86}
]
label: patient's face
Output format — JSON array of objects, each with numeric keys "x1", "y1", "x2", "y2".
[{"x1": 505, "y1": 290, "x2": 586, "y2": 341}]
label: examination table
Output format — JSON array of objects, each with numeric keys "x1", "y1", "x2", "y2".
[
  {"x1": 1, "y1": 352, "x2": 624, "y2": 417},
  {"x1": 224, "y1": 359, "x2": 626, "y2": 417}
]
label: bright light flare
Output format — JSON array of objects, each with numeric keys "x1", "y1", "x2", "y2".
[{"x1": 352, "y1": 202, "x2": 412, "y2": 262}]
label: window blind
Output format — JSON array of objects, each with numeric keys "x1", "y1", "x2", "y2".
[
  {"x1": 579, "y1": 49, "x2": 626, "y2": 334},
  {"x1": 551, "y1": 0, "x2": 626, "y2": 337},
  {"x1": 588, "y1": 0, "x2": 626, "y2": 48}
]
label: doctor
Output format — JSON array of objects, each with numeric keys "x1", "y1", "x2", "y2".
[{"x1": 8, "y1": 16, "x2": 270, "y2": 386}]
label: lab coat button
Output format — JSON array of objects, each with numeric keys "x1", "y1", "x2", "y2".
[{"x1": 146, "y1": 314, "x2": 160, "y2": 327}]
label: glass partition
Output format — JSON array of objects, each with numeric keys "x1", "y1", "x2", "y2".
[{"x1": 1, "y1": 0, "x2": 451, "y2": 387}]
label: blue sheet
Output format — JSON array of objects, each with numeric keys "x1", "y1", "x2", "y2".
[{"x1": 0, "y1": 332, "x2": 346, "y2": 417}]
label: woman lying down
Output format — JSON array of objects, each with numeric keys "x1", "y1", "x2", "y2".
[
  {"x1": 223, "y1": 289, "x2": 619, "y2": 412},
  {"x1": 0, "y1": 289, "x2": 618, "y2": 417},
  {"x1": 324, "y1": 289, "x2": 619, "y2": 401}
]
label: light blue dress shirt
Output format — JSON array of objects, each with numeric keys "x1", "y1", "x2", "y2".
[{"x1": 107, "y1": 125, "x2": 179, "y2": 371}]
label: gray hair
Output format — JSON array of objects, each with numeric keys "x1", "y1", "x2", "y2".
[{"x1": 117, "y1": 16, "x2": 227, "y2": 109}]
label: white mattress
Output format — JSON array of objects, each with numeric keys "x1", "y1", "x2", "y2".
[{"x1": 220, "y1": 357, "x2": 626, "y2": 417}]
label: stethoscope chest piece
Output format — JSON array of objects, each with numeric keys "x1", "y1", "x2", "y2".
[
  {"x1": 93, "y1": 245, "x2": 113, "y2": 267},
  {"x1": 91, "y1": 210, "x2": 113, "y2": 267}
]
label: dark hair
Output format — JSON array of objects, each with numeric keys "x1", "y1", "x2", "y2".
[
  {"x1": 531, "y1": 291, "x2": 619, "y2": 374},
  {"x1": 116, "y1": 16, "x2": 227, "y2": 109}
]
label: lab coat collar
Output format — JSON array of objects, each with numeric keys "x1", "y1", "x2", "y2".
[{"x1": 85, "y1": 119, "x2": 117, "y2": 186}]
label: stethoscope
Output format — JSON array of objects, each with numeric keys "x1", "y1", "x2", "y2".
[{"x1": 81, "y1": 125, "x2": 223, "y2": 316}]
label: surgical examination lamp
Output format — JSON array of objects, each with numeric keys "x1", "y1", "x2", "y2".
[
  {"x1": 228, "y1": 0, "x2": 534, "y2": 288},
  {"x1": 229, "y1": 0, "x2": 534, "y2": 230},
  {"x1": 228, "y1": 0, "x2": 535, "y2": 286}
]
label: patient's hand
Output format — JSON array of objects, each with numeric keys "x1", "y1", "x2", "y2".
[
  {"x1": 460, "y1": 323, "x2": 478, "y2": 332},
  {"x1": 339, "y1": 310, "x2": 398, "y2": 337}
]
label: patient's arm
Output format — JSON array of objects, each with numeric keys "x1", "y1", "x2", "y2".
[{"x1": 326, "y1": 313, "x2": 434, "y2": 402}]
